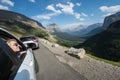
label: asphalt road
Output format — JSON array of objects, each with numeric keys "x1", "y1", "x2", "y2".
[{"x1": 34, "y1": 43, "x2": 87, "y2": 80}]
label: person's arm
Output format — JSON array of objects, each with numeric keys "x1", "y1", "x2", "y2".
[{"x1": 20, "y1": 51, "x2": 27, "y2": 55}]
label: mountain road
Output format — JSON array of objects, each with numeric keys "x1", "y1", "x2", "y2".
[{"x1": 34, "y1": 43, "x2": 87, "y2": 80}]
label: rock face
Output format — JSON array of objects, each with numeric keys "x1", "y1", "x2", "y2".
[{"x1": 103, "y1": 12, "x2": 120, "y2": 30}]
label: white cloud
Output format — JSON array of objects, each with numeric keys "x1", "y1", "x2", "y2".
[
  {"x1": 0, "y1": 4, "x2": 9, "y2": 10},
  {"x1": 81, "y1": 12, "x2": 88, "y2": 17},
  {"x1": 74, "y1": 12, "x2": 81, "y2": 19},
  {"x1": 62, "y1": 22, "x2": 88, "y2": 31},
  {"x1": 76, "y1": 3, "x2": 81, "y2": 6},
  {"x1": 34, "y1": 2, "x2": 85, "y2": 21},
  {"x1": 102, "y1": 13, "x2": 113, "y2": 17},
  {"x1": 79, "y1": 18, "x2": 85, "y2": 21},
  {"x1": 46, "y1": 4, "x2": 61, "y2": 14},
  {"x1": 1, "y1": 0, "x2": 14, "y2": 7},
  {"x1": 100, "y1": 5, "x2": 120, "y2": 17},
  {"x1": 32, "y1": 13, "x2": 57, "y2": 20},
  {"x1": 29, "y1": 0, "x2": 35, "y2": 3},
  {"x1": 62, "y1": 22, "x2": 81, "y2": 29},
  {"x1": 74, "y1": 12, "x2": 86, "y2": 21},
  {"x1": 56, "y1": 2, "x2": 85, "y2": 21},
  {"x1": 56, "y1": 2, "x2": 74, "y2": 14},
  {"x1": 100, "y1": 5, "x2": 120, "y2": 13}
]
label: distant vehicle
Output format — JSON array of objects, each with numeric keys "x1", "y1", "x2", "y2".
[
  {"x1": 0, "y1": 28, "x2": 37, "y2": 80},
  {"x1": 19, "y1": 35, "x2": 39, "y2": 49}
]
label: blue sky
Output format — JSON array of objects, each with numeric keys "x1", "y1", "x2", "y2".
[{"x1": 0, "y1": 0, "x2": 120, "y2": 28}]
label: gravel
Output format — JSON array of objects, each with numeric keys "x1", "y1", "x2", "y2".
[{"x1": 41, "y1": 41, "x2": 120, "y2": 80}]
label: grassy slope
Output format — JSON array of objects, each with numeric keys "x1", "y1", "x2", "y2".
[
  {"x1": 0, "y1": 20, "x2": 49, "y2": 39},
  {"x1": 87, "y1": 53, "x2": 120, "y2": 67}
]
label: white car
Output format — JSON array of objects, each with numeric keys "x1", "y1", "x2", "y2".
[
  {"x1": 19, "y1": 36, "x2": 39, "y2": 49},
  {"x1": 0, "y1": 28, "x2": 38, "y2": 80}
]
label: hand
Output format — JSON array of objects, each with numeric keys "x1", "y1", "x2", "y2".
[{"x1": 20, "y1": 51, "x2": 27, "y2": 55}]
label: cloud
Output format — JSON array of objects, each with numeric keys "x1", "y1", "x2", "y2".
[
  {"x1": 56, "y1": 2, "x2": 74, "y2": 14},
  {"x1": 32, "y1": 13, "x2": 57, "y2": 20},
  {"x1": 46, "y1": 4, "x2": 61, "y2": 14},
  {"x1": 100, "y1": 5, "x2": 120, "y2": 13},
  {"x1": 32, "y1": 4, "x2": 62, "y2": 20},
  {"x1": 74, "y1": 12, "x2": 81, "y2": 19},
  {"x1": 74, "y1": 12, "x2": 87, "y2": 21},
  {"x1": 79, "y1": 18, "x2": 85, "y2": 21},
  {"x1": 1, "y1": 0, "x2": 14, "y2": 7},
  {"x1": 62, "y1": 22, "x2": 81, "y2": 29},
  {"x1": 102, "y1": 13, "x2": 113, "y2": 17},
  {"x1": 81, "y1": 12, "x2": 88, "y2": 17},
  {"x1": 100, "y1": 5, "x2": 120, "y2": 17},
  {"x1": 0, "y1": 4, "x2": 9, "y2": 10},
  {"x1": 76, "y1": 3, "x2": 81, "y2": 6},
  {"x1": 56, "y1": 2, "x2": 85, "y2": 21},
  {"x1": 34, "y1": 2, "x2": 85, "y2": 21},
  {"x1": 29, "y1": 0, "x2": 35, "y2": 3},
  {"x1": 62, "y1": 22, "x2": 87, "y2": 31}
]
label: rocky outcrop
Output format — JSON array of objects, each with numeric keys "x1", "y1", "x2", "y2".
[{"x1": 103, "y1": 12, "x2": 120, "y2": 30}]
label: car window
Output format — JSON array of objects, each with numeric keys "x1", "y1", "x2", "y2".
[{"x1": 0, "y1": 34, "x2": 26, "y2": 52}]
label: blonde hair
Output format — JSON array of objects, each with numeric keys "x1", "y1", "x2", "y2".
[{"x1": 7, "y1": 39, "x2": 17, "y2": 46}]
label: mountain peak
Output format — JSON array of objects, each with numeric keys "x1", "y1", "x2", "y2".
[
  {"x1": 103, "y1": 12, "x2": 120, "y2": 30},
  {"x1": 46, "y1": 23, "x2": 63, "y2": 33}
]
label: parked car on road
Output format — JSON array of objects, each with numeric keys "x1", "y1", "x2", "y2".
[
  {"x1": 19, "y1": 35, "x2": 39, "y2": 49},
  {"x1": 0, "y1": 28, "x2": 37, "y2": 80}
]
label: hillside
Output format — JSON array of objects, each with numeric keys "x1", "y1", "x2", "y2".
[
  {"x1": 83, "y1": 27, "x2": 103, "y2": 38},
  {"x1": 83, "y1": 20, "x2": 120, "y2": 61},
  {"x1": 0, "y1": 10, "x2": 48, "y2": 38},
  {"x1": 0, "y1": 10, "x2": 44, "y2": 29}
]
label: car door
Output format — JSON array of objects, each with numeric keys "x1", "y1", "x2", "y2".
[
  {"x1": 0, "y1": 38, "x2": 20, "y2": 80},
  {"x1": 14, "y1": 48, "x2": 36, "y2": 80}
]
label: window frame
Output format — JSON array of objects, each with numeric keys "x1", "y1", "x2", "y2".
[{"x1": 0, "y1": 29, "x2": 27, "y2": 80}]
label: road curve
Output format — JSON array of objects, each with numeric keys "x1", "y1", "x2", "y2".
[{"x1": 34, "y1": 43, "x2": 87, "y2": 80}]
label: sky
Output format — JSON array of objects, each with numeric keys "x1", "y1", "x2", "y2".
[{"x1": 0, "y1": 0, "x2": 120, "y2": 28}]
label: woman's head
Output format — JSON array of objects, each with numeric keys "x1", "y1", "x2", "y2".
[{"x1": 7, "y1": 39, "x2": 20, "y2": 52}]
